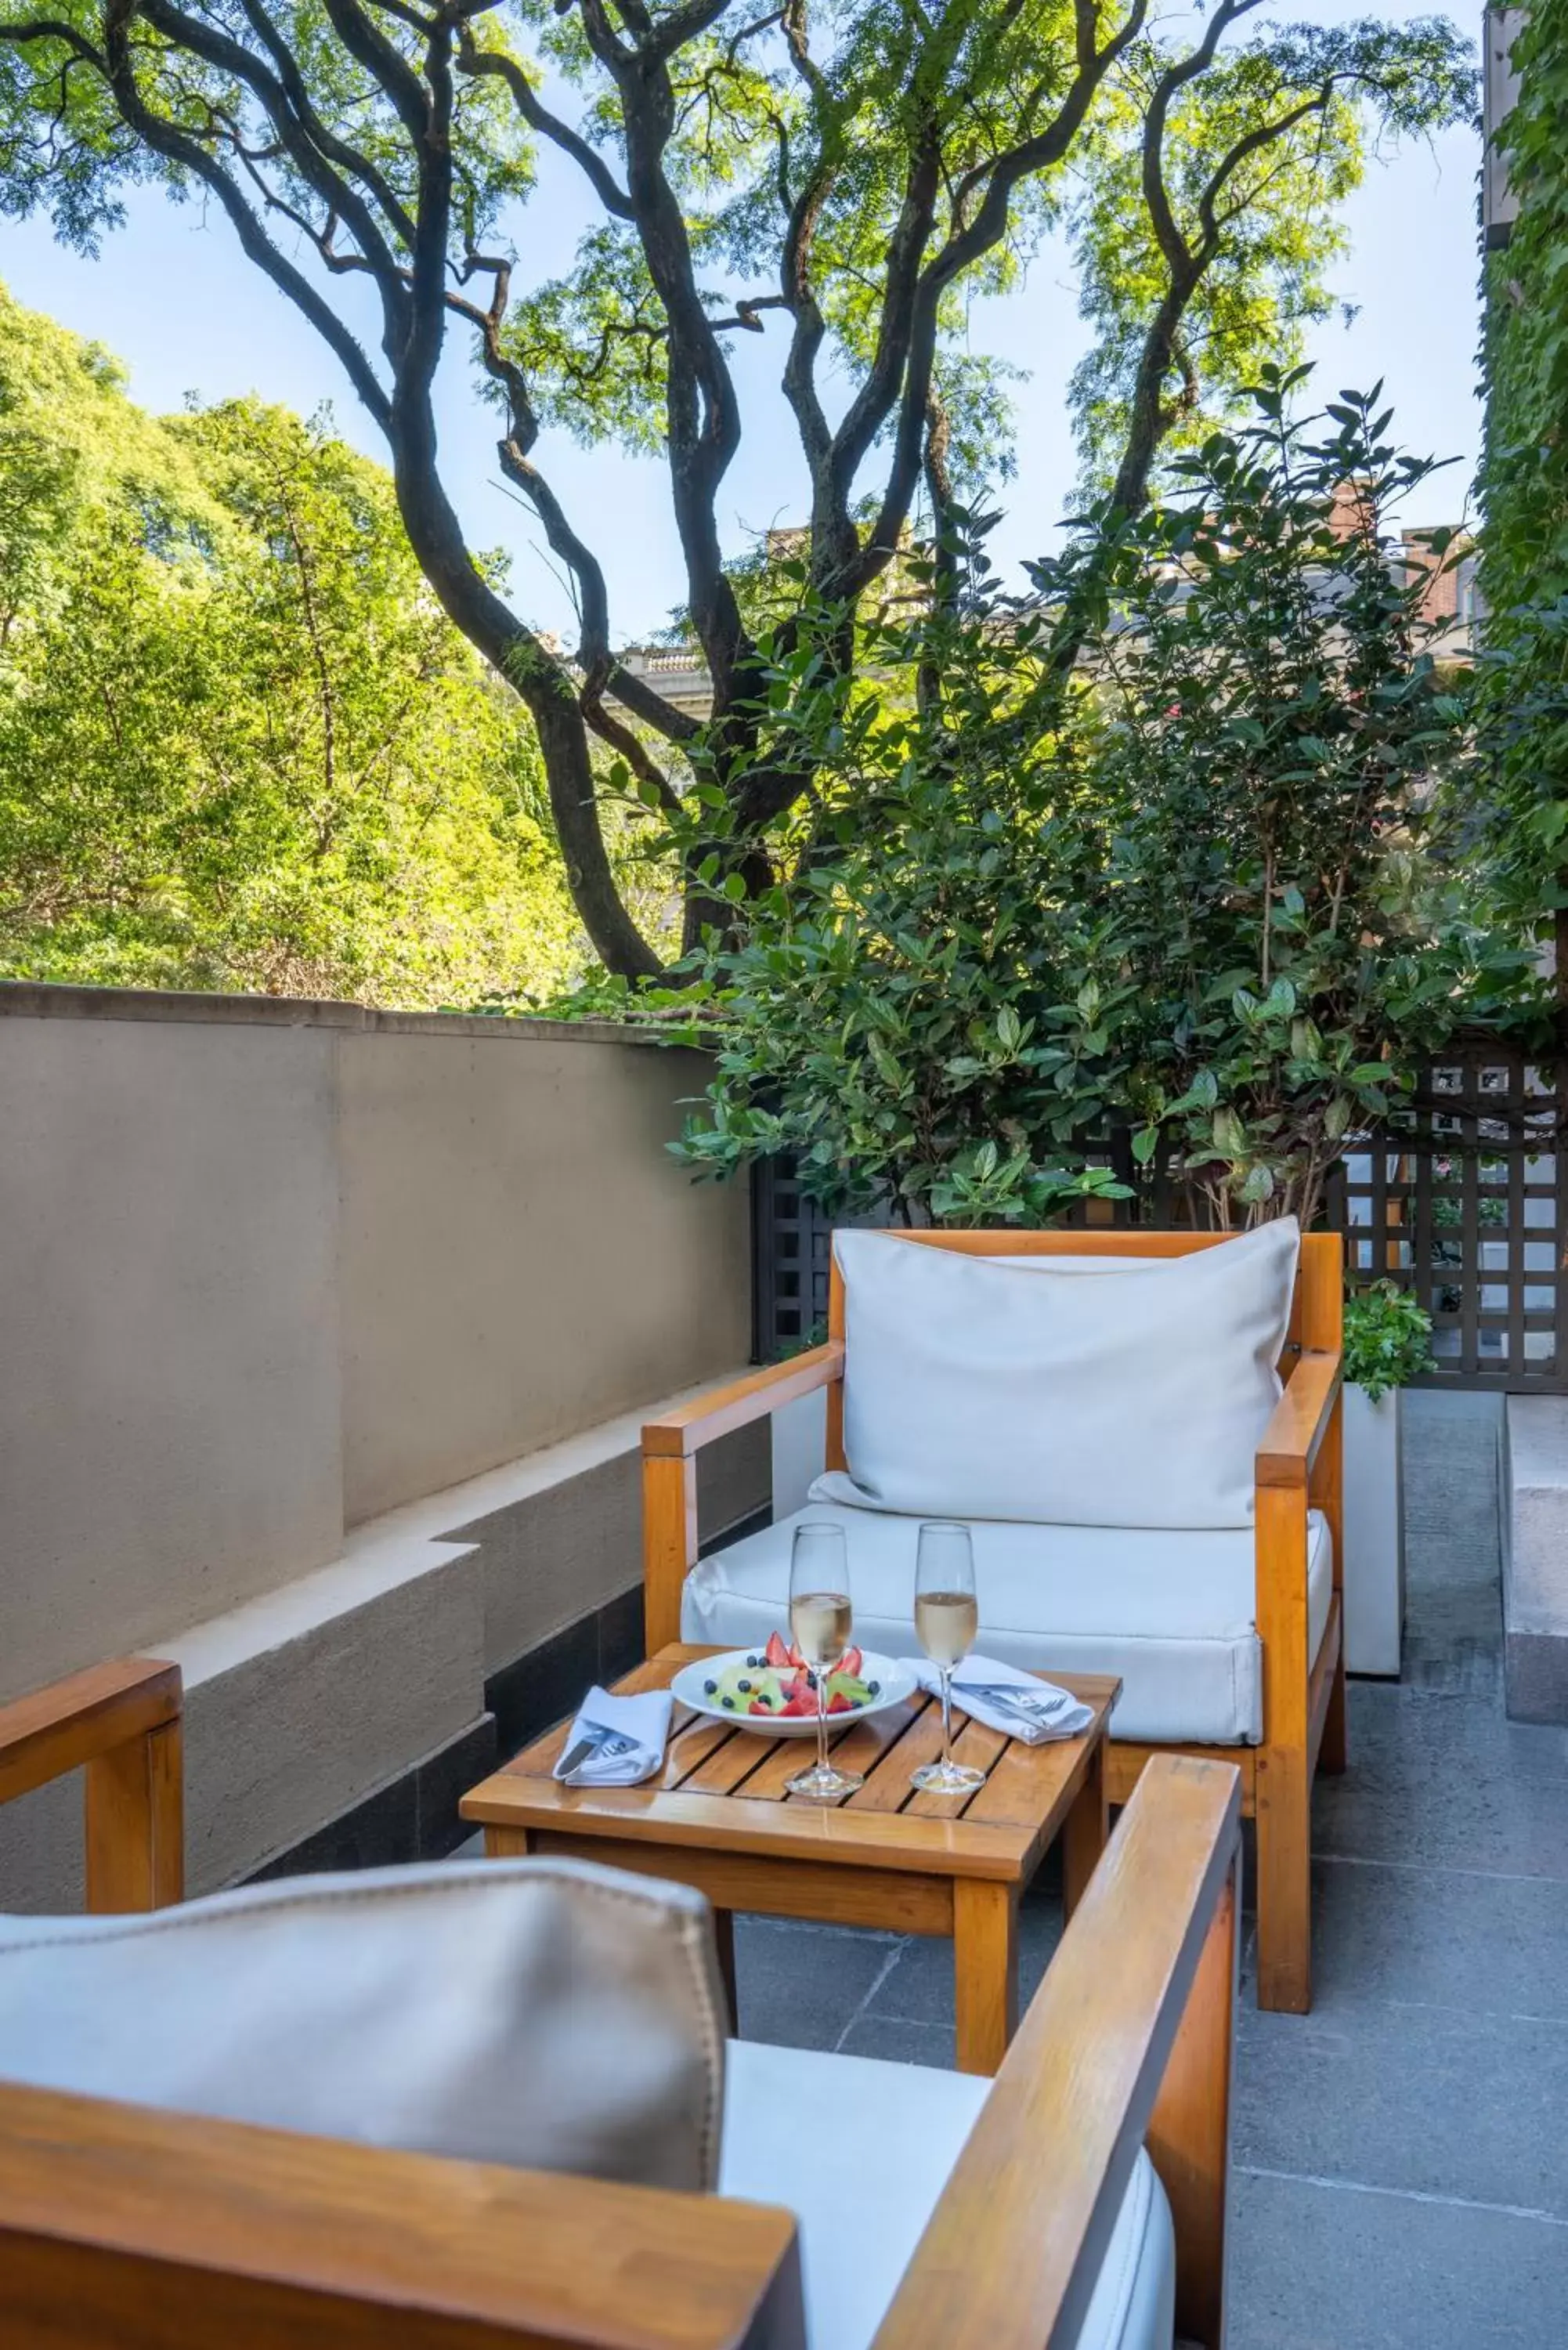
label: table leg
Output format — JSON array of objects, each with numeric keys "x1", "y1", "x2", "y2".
[
  {"x1": 484, "y1": 1827, "x2": 531, "y2": 1857},
  {"x1": 712, "y1": 1908, "x2": 739, "y2": 2033},
  {"x1": 1062, "y1": 1735, "x2": 1107, "y2": 1921},
  {"x1": 953, "y1": 1878, "x2": 1017, "y2": 2076}
]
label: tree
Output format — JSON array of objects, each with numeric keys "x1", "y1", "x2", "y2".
[
  {"x1": 654, "y1": 538, "x2": 1136, "y2": 1225},
  {"x1": 0, "y1": 0, "x2": 1473, "y2": 974},
  {"x1": 0, "y1": 285, "x2": 588, "y2": 1002},
  {"x1": 667, "y1": 378, "x2": 1535, "y2": 1228},
  {"x1": 1066, "y1": 376, "x2": 1535, "y2": 1228}
]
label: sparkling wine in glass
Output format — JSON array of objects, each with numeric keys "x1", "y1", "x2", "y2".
[
  {"x1": 785, "y1": 1521, "x2": 865, "y2": 1800},
  {"x1": 912, "y1": 1522, "x2": 987, "y2": 1794}
]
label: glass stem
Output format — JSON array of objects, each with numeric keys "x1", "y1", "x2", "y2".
[
  {"x1": 816, "y1": 1668, "x2": 830, "y2": 1781},
  {"x1": 940, "y1": 1668, "x2": 953, "y2": 1770}
]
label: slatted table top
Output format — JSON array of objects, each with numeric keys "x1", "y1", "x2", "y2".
[{"x1": 461, "y1": 1646, "x2": 1120, "y2": 1885}]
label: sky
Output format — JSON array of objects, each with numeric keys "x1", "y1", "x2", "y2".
[{"x1": 0, "y1": 0, "x2": 1486, "y2": 647}]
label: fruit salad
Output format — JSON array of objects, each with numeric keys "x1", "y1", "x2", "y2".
[{"x1": 701, "y1": 1630, "x2": 880, "y2": 1718}]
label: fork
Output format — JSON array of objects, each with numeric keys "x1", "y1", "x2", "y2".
[{"x1": 953, "y1": 1683, "x2": 1076, "y2": 1729}]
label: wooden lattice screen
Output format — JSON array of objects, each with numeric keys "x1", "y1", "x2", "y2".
[
  {"x1": 1327, "y1": 1047, "x2": 1567, "y2": 1390},
  {"x1": 752, "y1": 1043, "x2": 1568, "y2": 1390}
]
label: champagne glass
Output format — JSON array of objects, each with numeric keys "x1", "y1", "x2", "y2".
[
  {"x1": 785, "y1": 1522, "x2": 865, "y2": 1801},
  {"x1": 912, "y1": 1522, "x2": 986, "y2": 1794}
]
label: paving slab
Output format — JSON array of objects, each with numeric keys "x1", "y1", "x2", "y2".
[
  {"x1": 1236, "y1": 1996, "x2": 1568, "y2": 2221},
  {"x1": 732, "y1": 1913, "x2": 902, "y2": 2052},
  {"x1": 1229, "y1": 2165, "x2": 1568, "y2": 2350},
  {"x1": 1306, "y1": 1848, "x2": 1568, "y2": 2020}
]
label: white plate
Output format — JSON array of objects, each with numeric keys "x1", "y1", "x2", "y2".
[{"x1": 671, "y1": 1648, "x2": 917, "y2": 1737}]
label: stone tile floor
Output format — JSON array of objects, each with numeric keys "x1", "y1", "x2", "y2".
[{"x1": 728, "y1": 1390, "x2": 1568, "y2": 2347}]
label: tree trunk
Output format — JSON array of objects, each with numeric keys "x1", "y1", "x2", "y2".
[{"x1": 388, "y1": 428, "x2": 663, "y2": 980}]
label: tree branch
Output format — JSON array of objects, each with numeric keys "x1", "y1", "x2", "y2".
[
  {"x1": 136, "y1": 0, "x2": 410, "y2": 311},
  {"x1": 457, "y1": 31, "x2": 635, "y2": 217},
  {"x1": 98, "y1": 0, "x2": 392, "y2": 426},
  {"x1": 839, "y1": 0, "x2": 1152, "y2": 599}
]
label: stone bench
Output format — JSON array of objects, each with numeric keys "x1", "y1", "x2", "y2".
[{"x1": 1501, "y1": 1395, "x2": 1568, "y2": 1723}]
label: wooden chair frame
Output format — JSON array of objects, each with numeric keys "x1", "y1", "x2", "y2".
[
  {"x1": 645, "y1": 1227, "x2": 1344, "y2": 2015},
  {"x1": 0, "y1": 1654, "x2": 1241, "y2": 2350},
  {"x1": 0, "y1": 1655, "x2": 184, "y2": 1913}
]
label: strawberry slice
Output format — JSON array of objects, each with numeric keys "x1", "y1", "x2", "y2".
[
  {"x1": 841, "y1": 1645, "x2": 863, "y2": 1678},
  {"x1": 788, "y1": 1641, "x2": 806, "y2": 1670},
  {"x1": 827, "y1": 1690, "x2": 854, "y2": 1714},
  {"x1": 764, "y1": 1631, "x2": 791, "y2": 1668}
]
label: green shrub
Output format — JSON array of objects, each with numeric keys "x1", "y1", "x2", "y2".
[{"x1": 1342, "y1": 1278, "x2": 1435, "y2": 1400}]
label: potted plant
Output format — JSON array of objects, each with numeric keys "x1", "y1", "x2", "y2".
[{"x1": 1339, "y1": 1278, "x2": 1434, "y2": 1676}]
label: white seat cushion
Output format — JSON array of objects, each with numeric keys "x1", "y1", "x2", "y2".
[
  {"x1": 720, "y1": 2039, "x2": 1174, "y2": 2350},
  {"x1": 685, "y1": 1501, "x2": 1334, "y2": 1744},
  {"x1": 830, "y1": 1223, "x2": 1298, "y2": 1529},
  {"x1": 0, "y1": 1859, "x2": 726, "y2": 2191}
]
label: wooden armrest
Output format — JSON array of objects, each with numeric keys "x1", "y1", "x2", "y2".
[
  {"x1": 643, "y1": 1343, "x2": 844, "y2": 1460},
  {"x1": 871, "y1": 1754, "x2": 1241, "y2": 2350},
  {"x1": 1255, "y1": 1348, "x2": 1342, "y2": 1489},
  {"x1": 0, "y1": 2081, "x2": 803, "y2": 2350},
  {"x1": 0, "y1": 1657, "x2": 181, "y2": 1809}
]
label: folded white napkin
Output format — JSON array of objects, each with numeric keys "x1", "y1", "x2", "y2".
[
  {"x1": 911, "y1": 1655, "x2": 1094, "y2": 1744},
  {"x1": 553, "y1": 1686, "x2": 674, "y2": 1785}
]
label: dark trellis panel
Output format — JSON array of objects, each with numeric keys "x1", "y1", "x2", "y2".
[
  {"x1": 752, "y1": 1045, "x2": 1567, "y2": 1391},
  {"x1": 1326, "y1": 1048, "x2": 1567, "y2": 1391}
]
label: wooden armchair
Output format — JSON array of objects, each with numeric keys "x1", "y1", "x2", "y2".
[
  {"x1": 0, "y1": 1654, "x2": 1241, "y2": 2349},
  {"x1": 645, "y1": 1227, "x2": 1345, "y2": 2016}
]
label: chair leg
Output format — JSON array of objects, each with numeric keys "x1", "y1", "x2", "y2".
[
  {"x1": 1318, "y1": 1617, "x2": 1349, "y2": 1778},
  {"x1": 1254, "y1": 1744, "x2": 1311, "y2": 2014}
]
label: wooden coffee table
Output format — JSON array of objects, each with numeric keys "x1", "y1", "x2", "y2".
[{"x1": 461, "y1": 1644, "x2": 1119, "y2": 2075}]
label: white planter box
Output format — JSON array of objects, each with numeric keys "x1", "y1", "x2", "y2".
[{"x1": 1342, "y1": 1383, "x2": 1406, "y2": 1676}]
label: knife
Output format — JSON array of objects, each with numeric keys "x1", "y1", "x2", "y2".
[{"x1": 558, "y1": 1723, "x2": 641, "y2": 1778}]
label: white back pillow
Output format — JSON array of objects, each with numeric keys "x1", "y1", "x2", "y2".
[
  {"x1": 818, "y1": 1221, "x2": 1299, "y2": 1529},
  {"x1": 0, "y1": 1857, "x2": 726, "y2": 2191}
]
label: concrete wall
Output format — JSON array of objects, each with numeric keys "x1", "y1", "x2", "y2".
[
  {"x1": 337, "y1": 1027, "x2": 750, "y2": 1520},
  {"x1": 0, "y1": 984, "x2": 763, "y2": 1908},
  {"x1": 0, "y1": 983, "x2": 750, "y2": 1707},
  {"x1": 0, "y1": 1010, "x2": 344, "y2": 1696}
]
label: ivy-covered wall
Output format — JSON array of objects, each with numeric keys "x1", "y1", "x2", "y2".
[
  {"x1": 1479, "y1": 0, "x2": 1568, "y2": 945},
  {"x1": 1483, "y1": 4, "x2": 1568, "y2": 605}
]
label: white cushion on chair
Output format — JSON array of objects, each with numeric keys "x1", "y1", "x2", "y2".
[
  {"x1": 829, "y1": 1222, "x2": 1299, "y2": 1529},
  {"x1": 685, "y1": 1502, "x2": 1334, "y2": 1744},
  {"x1": 720, "y1": 2039, "x2": 1174, "y2": 2350},
  {"x1": 0, "y1": 1859, "x2": 727, "y2": 2192}
]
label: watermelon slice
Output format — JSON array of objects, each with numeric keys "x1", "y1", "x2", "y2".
[{"x1": 827, "y1": 1690, "x2": 854, "y2": 1714}]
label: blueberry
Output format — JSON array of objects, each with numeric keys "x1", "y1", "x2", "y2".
[
  {"x1": 868, "y1": 1680, "x2": 881, "y2": 1696},
  {"x1": 746, "y1": 1654, "x2": 763, "y2": 1667},
  {"x1": 721, "y1": 1695, "x2": 736, "y2": 1710},
  {"x1": 737, "y1": 1677, "x2": 752, "y2": 1693},
  {"x1": 703, "y1": 1679, "x2": 718, "y2": 1695}
]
